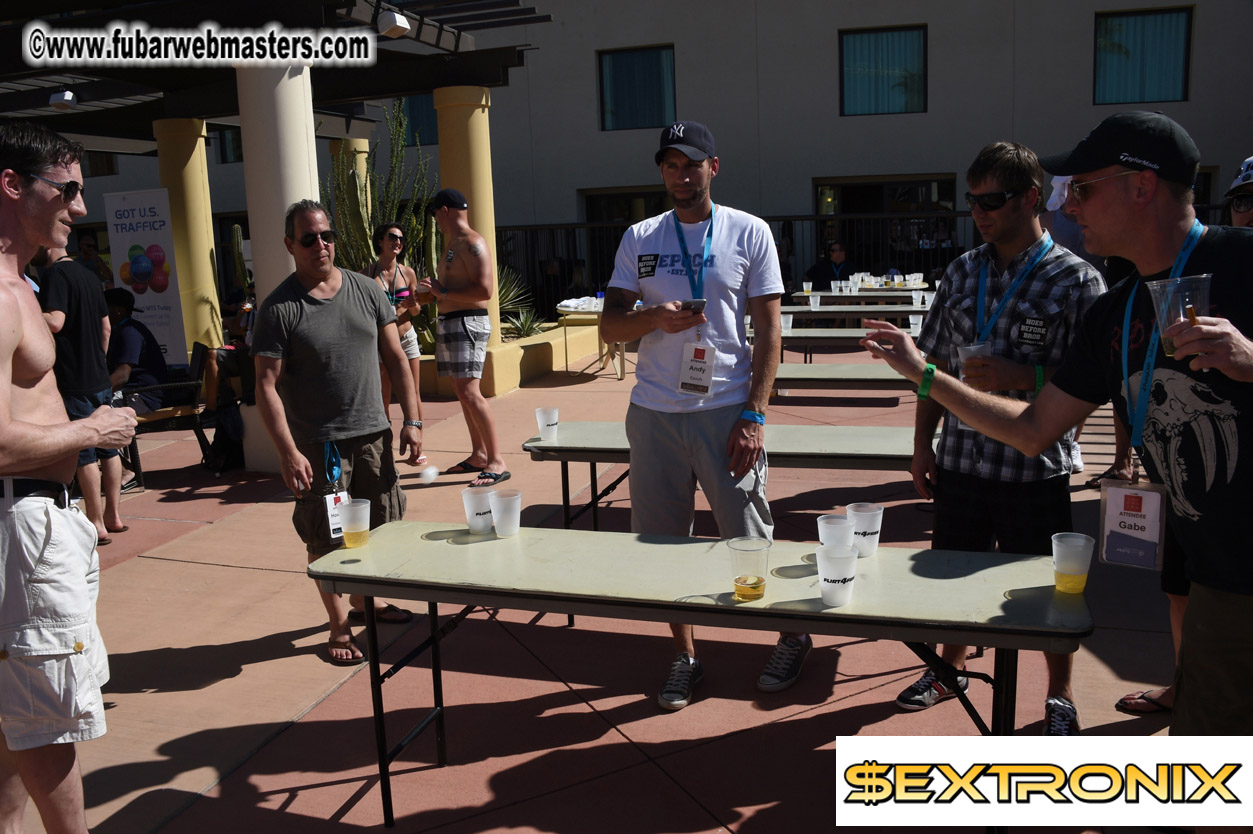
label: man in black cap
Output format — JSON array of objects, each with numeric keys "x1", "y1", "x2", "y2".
[
  {"x1": 419, "y1": 188, "x2": 508, "y2": 484},
  {"x1": 861, "y1": 111, "x2": 1253, "y2": 735},
  {"x1": 104, "y1": 288, "x2": 170, "y2": 413},
  {"x1": 601, "y1": 121, "x2": 800, "y2": 711}
]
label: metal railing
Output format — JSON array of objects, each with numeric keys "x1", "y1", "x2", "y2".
[{"x1": 496, "y1": 204, "x2": 1230, "y2": 320}]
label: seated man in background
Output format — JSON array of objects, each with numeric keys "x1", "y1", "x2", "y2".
[{"x1": 104, "y1": 288, "x2": 169, "y2": 413}]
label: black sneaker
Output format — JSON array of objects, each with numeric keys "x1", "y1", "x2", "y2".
[
  {"x1": 1043, "y1": 695, "x2": 1080, "y2": 735},
  {"x1": 757, "y1": 634, "x2": 813, "y2": 692},
  {"x1": 894, "y1": 669, "x2": 968, "y2": 711},
  {"x1": 657, "y1": 652, "x2": 703, "y2": 711}
]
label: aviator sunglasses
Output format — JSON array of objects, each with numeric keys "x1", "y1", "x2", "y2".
[
  {"x1": 964, "y1": 190, "x2": 1019, "y2": 212},
  {"x1": 30, "y1": 173, "x2": 85, "y2": 203},
  {"x1": 297, "y1": 229, "x2": 338, "y2": 248},
  {"x1": 386, "y1": 231, "x2": 405, "y2": 244}
]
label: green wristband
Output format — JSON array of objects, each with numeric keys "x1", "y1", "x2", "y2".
[
  {"x1": 917, "y1": 363, "x2": 936, "y2": 400},
  {"x1": 1034, "y1": 365, "x2": 1044, "y2": 395}
]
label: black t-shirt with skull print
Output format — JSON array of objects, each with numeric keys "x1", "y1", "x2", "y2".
[{"x1": 1052, "y1": 225, "x2": 1253, "y2": 593}]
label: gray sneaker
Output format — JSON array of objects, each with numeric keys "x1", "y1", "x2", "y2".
[
  {"x1": 657, "y1": 652, "x2": 703, "y2": 711},
  {"x1": 757, "y1": 634, "x2": 813, "y2": 692},
  {"x1": 1043, "y1": 695, "x2": 1080, "y2": 735},
  {"x1": 895, "y1": 668, "x2": 968, "y2": 711}
]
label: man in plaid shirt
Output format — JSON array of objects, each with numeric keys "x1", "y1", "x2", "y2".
[{"x1": 892, "y1": 142, "x2": 1106, "y2": 733}]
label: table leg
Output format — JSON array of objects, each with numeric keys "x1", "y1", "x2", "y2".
[
  {"x1": 561, "y1": 462, "x2": 571, "y2": 528},
  {"x1": 990, "y1": 649, "x2": 1018, "y2": 736},
  {"x1": 590, "y1": 462, "x2": 599, "y2": 531},
  {"x1": 364, "y1": 597, "x2": 394, "y2": 827},
  {"x1": 428, "y1": 601, "x2": 448, "y2": 765}
]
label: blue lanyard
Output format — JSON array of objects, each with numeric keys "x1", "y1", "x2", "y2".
[
  {"x1": 1122, "y1": 219, "x2": 1204, "y2": 447},
  {"x1": 671, "y1": 205, "x2": 715, "y2": 299},
  {"x1": 323, "y1": 441, "x2": 342, "y2": 487},
  {"x1": 975, "y1": 233, "x2": 1053, "y2": 343}
]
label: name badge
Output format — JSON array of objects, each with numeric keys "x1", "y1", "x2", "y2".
[
  {"x1": 1098, "y1": 480, "x2": 1166, "y2": 571},
  {"x1": 325, "y1": 490, "x2": 351, "y2": 540},
  {"x1": 678, "y1": 341, "x2": 713, "y2": 395}
]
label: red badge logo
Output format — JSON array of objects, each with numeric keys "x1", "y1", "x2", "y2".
[
  {"x1": 1123, "y1": 494, "x2": 1143, "y2": 513},
  {"x1": 693, "y1": 347, "x2": 706, "y2": 360}
]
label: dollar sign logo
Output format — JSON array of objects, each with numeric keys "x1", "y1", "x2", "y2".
[{"x1": 844, "y1": 760, "x2": 892, "y2": 805}]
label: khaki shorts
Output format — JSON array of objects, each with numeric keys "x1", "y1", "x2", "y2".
[
  {"x1": 0, "y1": 498, "x2": 108, "y2": 750},
  {"x1": 624, "y1": 402, "x2": 773, "y2": 540},
  {"x1": 292, "y1": 430, "x2": 406, "y2": 557}
]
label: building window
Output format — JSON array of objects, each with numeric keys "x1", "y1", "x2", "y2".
[
  {"x1": 217, "y1": 127, "x2": 243, "y2": 164},
  {"x1": 1094, "y1": 9, "x2": 1191, "y2": 104},
  {"x1": 404, "y1": 95, "x2": 438, "y2": 146},
  {"x1": 840, "y1": 26, "x2": 926, "y2": 116},
  {"x1": 599, "y1": 46, "x2": 675, "y2": 131},
  {"x1": 81, "y1": 151, "x2": 117, "y2": 177}
]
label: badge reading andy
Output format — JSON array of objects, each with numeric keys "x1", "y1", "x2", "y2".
[{"x1": 679, "y1": 342, "x2": 712, "y2": 394}]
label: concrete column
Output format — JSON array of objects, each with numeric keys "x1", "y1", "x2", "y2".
[
  {"x1": 234, "y1": 65, "x2": 321, "y2": 472},
  {"x1": 433, "y1": 86, "x2": 500, "y2": 346},
  {"x1": 152, "y1": 118, "x2": 221, "y2": 357}
]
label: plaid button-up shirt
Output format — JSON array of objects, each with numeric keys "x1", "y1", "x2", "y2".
[{"x1": 916, "y1": 234, "x2": 1107, "y2": 482}]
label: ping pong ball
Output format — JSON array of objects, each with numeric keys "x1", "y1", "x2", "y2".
[{"x1": 420, "y1": 466, "x2": 439, "y2": 484}]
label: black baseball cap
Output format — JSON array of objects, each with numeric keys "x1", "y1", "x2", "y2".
[
  {"x1": 430, "y1": 188, "x2": 468, "y2": 211},
  {"x1": 1039, "y1": 111, "x2": 1200, "y2": 185},
  {"x1": 655, "y1": 121, "x2": 716, "y2": 165},
  {"x1": 104, "y1": 288, "x2": 136, "y2": 313}
]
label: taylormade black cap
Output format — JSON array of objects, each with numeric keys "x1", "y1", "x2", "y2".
[
  {"x1": 655, "y1": 121, "x2": 716, "y2": 165},
  {"x1": 1040, "y1": 111, "x2": 1200, "y2": 185},
  {"x1": 430, "y1": 188, "x2": 468, "y2": 211}
]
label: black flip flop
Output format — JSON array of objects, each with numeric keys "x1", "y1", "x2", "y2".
[
  {"x1": 471, "y1": 470, "x2": 511, "y2": 487},
  {"x1": 445, "y1": 458, "x2": 486, "y2": 475},
  {"x1": 347, "y1": 604, "x2": 414, "y2": 625}
]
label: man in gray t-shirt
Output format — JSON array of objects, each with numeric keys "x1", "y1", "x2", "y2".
[{"x1": 252, "y1": 199, "x2": 425, "y2": 665}]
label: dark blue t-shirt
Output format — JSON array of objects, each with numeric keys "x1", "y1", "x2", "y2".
[{"x1": 107, "y1": 317, "x2": 169, "y2": 410}]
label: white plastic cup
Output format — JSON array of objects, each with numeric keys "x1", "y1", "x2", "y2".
[
  {"x1": 488, "y1": 489, "x2": 522, "y2": 537},
  {"x1": 461, "y1": 486, "x2": 495, "y2": 534},
  {"x1": 535, "y1": 407, "x2": 559, "y2": 441},
  {"x1": 809, "y1": 294, "x2": 821, "y2": 310},
  {"x1": 816, "y1": 544, "x2": 858, "y2": 607},
  {"x1": 909, "y1": 314, "x2": 924, "y2": 336},
  {"x1": 802, "y1": 281, "x2": 813, "y2": 295},
  {"x1": 780, "y1": 313, "x2": 793, "y2": 332},
  {"x1": 339, "y1": 498, "x2": 371, "y2": 548},
  {"x1": 1052, "y1": 532, "x2": 1095, "y2": 594},
  {"x1": 955, "y1": 342, "x2": 992, "y2": 381},
  {"x1": 923, "y1": 291, "x2": 935, "y2": 308},
  {"x1": 817, "y1": 513, "x2": 855, "y2": 548},
  {"x1": 911, "y1": 289, "x2": 924, "y2": 306},
  {"x1": 847, "y1": 502, "x2": 884, "y2": 558},
  {"x1": 830, "y1": 281, "x2": 839, "y2": 294}
]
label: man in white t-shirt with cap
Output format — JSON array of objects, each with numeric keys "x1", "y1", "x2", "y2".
[{"x1": 602, "y1": 120, "x2": 809, "y2": 711}]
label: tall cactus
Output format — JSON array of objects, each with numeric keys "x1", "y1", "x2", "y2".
[{"x1": 230, "y1": 223, "x2": 248, "y2": 289}]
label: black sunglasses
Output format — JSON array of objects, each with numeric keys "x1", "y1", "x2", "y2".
[
  {"x1": 30, "y1": 173, "x2": 84, "y2": 204},
  {"x1": 1230, "y1": 193, "x2": 1253, "y2": 214},
  {"x1": 965, "y1": 190, "x2": 1019, "y2": 212},
  {"x1": 386, "y1": 231, "x2": 405, "y2": 244},
  {"x1": 297, "y1": 229, "x2": 338, "y2": 248}
]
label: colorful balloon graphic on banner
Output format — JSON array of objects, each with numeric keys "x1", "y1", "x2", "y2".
[{"x1": 127, "y1": 244, "x2": 168, "y2": 293}]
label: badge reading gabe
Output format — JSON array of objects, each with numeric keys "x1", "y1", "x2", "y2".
[{"x1": 637, "y1": 253, "x2": 658, "y2": 279}]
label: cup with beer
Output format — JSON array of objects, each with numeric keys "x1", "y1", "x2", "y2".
[
  {"x1": 1051, "y1": 532, "x2": 1095, "y2": 594},
  {"x1": 728, "y1": 536, "x2": 771, "y2": 602},
  {"x1": 340, "y1": 499, "x2": 371, "y2": 548},
  {"x1": 1145, "y1": 273, "x2": 1211, "y2": 357}
]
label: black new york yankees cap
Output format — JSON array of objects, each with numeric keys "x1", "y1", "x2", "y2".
[{"x1": 655, "y1": 121, "x2": 716, "y2": 165}]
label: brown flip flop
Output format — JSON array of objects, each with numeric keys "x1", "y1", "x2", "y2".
[{"x1": 326, "y1": 638, "x2": 366, "y2": 665}]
